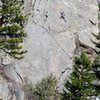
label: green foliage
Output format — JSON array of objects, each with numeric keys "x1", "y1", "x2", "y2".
[
  {"x1": 92, "y1": 56, "x2": 100, "y2": 94},
  {"x1": 62, "y1": 52, "x2": 97, "y2": 100},
  {"x1": 0, "y1": 0, "x2": 27, "y2": 59},
  {"x1": 24, "y1": 74, "x2": 61, "y2": 100},
  {"x1": 92, "y1": 56, "x2": 100, "y2": 80},
  {"x1": 98, "y1": 3, "x2": 100, "y2": 11},
  {"x1": 92, "y1": 32, "x2": 100, "y2": 94},
  {"x1": 92, "y1": 33, "x2": 100, "y2": 54}
]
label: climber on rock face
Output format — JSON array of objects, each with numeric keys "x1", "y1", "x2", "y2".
[
  {"x1": 61, "y1": 12, "x2": 65, "y2": 18},
  {"x1": 60, "y1": 11, "x2": 66, "y2": 22}
]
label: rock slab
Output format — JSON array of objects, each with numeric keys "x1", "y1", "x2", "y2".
[{"x1": 0, "y1": 0, "x2": 99, "y2": 99}]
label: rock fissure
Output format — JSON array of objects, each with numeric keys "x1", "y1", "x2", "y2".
[
  {"x1": 43, "y1": 26, "x2": 72, "y2": 59},
  {"x1": 0, "y1": 0, "x2": 98, "y2": 99},
  {"x1": 0, "y1": 59, "x2": 22, "y2": 100},
  {"x1": 59, "y1": 67, "x2": 71, "y2": 81},
  {"x1": 31, "y1": 0, "x2": 37, "y2": 11}
]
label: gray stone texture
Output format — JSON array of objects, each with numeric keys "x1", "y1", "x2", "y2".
[{"x1": 0, "y1": 0, "x2": 99, "y2": 99}]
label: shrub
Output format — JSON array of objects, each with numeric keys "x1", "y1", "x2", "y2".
[
  {"x1": 24, "y1": 74, "x2": 61, "y2": 100},
  {"x1": 62, "y1": 52, "x2": 97, "y2": 100},
  {"x1": 0, "y1": 0, "x2": 27, "y2": 59}
]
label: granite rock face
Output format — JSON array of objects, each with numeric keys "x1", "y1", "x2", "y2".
[
  {"x1": 22, "y1": 0, "x2": 98, "y2": 83},
  {"x1": 0, "y1": 0, "x2": 99, "y2": 99}
]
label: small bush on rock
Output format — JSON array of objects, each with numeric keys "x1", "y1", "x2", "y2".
[{"x1": 24, "y1": 74, "x2": 61, "y2": 100}]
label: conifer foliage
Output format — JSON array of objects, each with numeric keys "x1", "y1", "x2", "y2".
[
  {"x1": 92, "y1": 33, "x2": 100, "y2": 94},
  {"x1": 24, "y1": 75, "x2": 61, "y2": 100},
  {"x1": 62, "y1": 52, "x2": 97, "y2": 100},
  {"x1": 0, "y1": 0, "x2": 27, "y2": 59},
  {"x1": 92, "y1": 56, "x2": 100, "y2": 92}
]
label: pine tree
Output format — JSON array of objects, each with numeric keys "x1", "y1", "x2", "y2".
[
  {"x1": 0, "y1": 0, "x2": 27, "y2": 59},
  {"x1": 24, "y1": 74, "x2": 61, "y2": 100},
  {"x1": 62, "y1": 52, "x2": 97, "y2": 100},
  {"x1": 92, "y1": 56, "x2": 100, "y2": 93},
  {"x1": 92, "y1": 2, "x2": 100, "y2": 94},
  {"x1": 92, "y1": 33, "x2": 100, "y2": 94}
]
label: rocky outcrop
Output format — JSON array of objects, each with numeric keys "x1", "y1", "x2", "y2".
[
  {"x1": 22, "y1": 0, "x2": 99, "y2": 85},
  {"x1": 0, "y1": 0, "x2": 99, "y2": 99}
]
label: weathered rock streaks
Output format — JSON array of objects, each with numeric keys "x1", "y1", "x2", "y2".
[{"x1": 0, "y1": 0, "x2": 99, "y2": 99}]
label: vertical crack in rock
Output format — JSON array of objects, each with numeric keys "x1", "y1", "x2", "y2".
[
  {"x1": 31, "y1": 0, "x2": 37, "y2": 11},
  {"x1": 15, "y1": 70, "x2": 24, "y2": 82},
  {"x1": 0, "y1": 59, "x2": 22, "y2": 100},
  {"x1": 36, "y1": 0, "x2": 41, "y2": 10},
  {"x1": 89, "y1": 19, "x2": 96, "y2": 25},
  {"x1": 0, "y1": 0, "x2": 98, "y2": 99},
  {"x1": 36, "y1": 11, "x2": 48, "y2": 24},
  {"x1": 30, "y1": 0, "x2": 50, "y2": 26},
  {"x1": 31, "y1": 20, "x2": 72, "y2": 60},
  {"x1": 59, "y1": 66, "x2": 71, "y2": 81},
  {"x1": 42, "y1": 26, "x2": 72, "y2": 60},
  {"x1": 48, "y1": 27, "x2": 72, "y2": 59}
]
